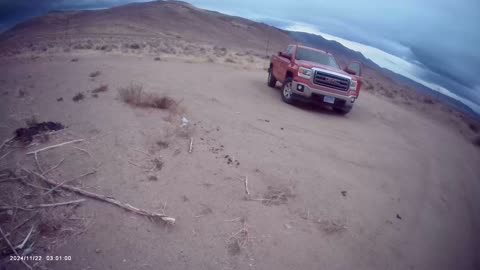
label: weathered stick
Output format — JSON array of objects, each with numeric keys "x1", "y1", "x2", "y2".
[
  {"x1": 0, "y1": 150, "x2": 12, "y2": 160},
  {"x1": 0, "y1": 136, "x2": 15, "y2": 151},
  {"x1": 43, "y1": 169, "x2": 97, "y2": 195},
  {"x1": 42, "y1": 157, "x2": 66, "y2": 175},
  {"x1": 5, "y1": 213, "x2": 39, "y2": 237},
  {"x1": 188, "y1": 138, "x2": 193, "y2": 153},
  {"x1": 0, "y1": 225, "x2": 33, "y2": 270},
  {"x1": 244, "y1": 176, "x2": 250, "y2": 195},
  {"x1": 26, "y1": 139, "x2": 84, "y2": 155},
  {"x1": 34, "y1": 152, "x2": 44, "y2": 173},
  {"x1": 24, "y1": 199, "x2": 85, "y2": 209},
  {"x1": 27, "y1": 170, "x2": 175, "y2": 224}
]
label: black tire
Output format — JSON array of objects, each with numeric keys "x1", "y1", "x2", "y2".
[
  {"x1": 281, "y1": 77, "x2": 295, "y2": 104},
  {"x1": 333, "y1": 106, "x2": 352, "y2": 115},
  {"x1": 267, "y1": 67, "x2": 277, "y2": 88}
]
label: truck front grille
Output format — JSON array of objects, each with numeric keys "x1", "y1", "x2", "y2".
[{"x1": 313, "y1": 71, "x2": 350, "y2": 91}]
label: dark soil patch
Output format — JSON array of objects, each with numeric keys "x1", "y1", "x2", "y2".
[
  {"x1": 14, "y1": 121, "x2": 64, "y2": 144},
  {"x1": 156, "y1": 140, "x2": 169, "y2": 149},
  {"x1": 89, "y1": 71, "x2": 101, "y2": 78},
  {"x1": 92, "y1": 84, "x2": 108, "y2": 93},
  {"x1": 73, "y1": 92, "x2": 85, "y2": 102}
]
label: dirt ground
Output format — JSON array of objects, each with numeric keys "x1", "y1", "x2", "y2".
[{"x1": 1, "y1": 54, "x2": 479, "y2": 270}]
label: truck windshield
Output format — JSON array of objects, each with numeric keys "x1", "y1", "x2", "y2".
[{"x1": 295, "y1": 47, "x2": 339, "y2": 69}]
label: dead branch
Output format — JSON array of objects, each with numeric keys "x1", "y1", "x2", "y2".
[
  {"x1": 0, "y1": 150, "x2": 13, "y2": 160},
  {"x1": 32, "y1": 199, "x2": 85, "y2": 208},
  {"x1": 26, "y1": 169, "x2": 175, "y2": 224},
  {"x1": 0, "y1": 136, "x2": 15, "y2": 151},
  {"x1": 15, "y1": 225, "x2": 34, "y2": 250},
  {"x1": 244, "y1": 176, "x2": 250, "y2": 196},
  {"x1": 73, "y1": 147, "x2": 94, "y2": 160},
  {"x1": 26, "y1": 139, "x2": 84, "y2": 155},
  {"x1": 42, "y1": 157, "x2": 66, "y2": 175},
  {"x1": 43, "y1": 169, "x2": 97, "y2": 195},
  {"x1": 0, "y1": 225, "x2": 33, "y2": 270},
  {"x1": 188, "y1": 138, "x2": 193, "y2": 153},
  {"x1": 34, "y1": 152, "x2": 44, "y2": 173},
  {"x1": 5, "y1": 213, "x2": 39, "y2": 237},
  {"x1": 0, "y1": 177, "x2": 25, "y2": 183}
]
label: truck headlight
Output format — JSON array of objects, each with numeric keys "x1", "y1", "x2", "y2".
[
  {"x1": 349, "y1": 79, "x2": 357, "y2": 91},
  {"x1": 298, "y1": 67, "x2": 313, "y2": 79}
]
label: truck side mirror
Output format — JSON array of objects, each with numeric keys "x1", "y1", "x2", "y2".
[
  {"x1": 278, "y1": 51, "x2": 292, "y2": 60},
  {"x1": 345, "y1": 62, "x2": 361, "y2": 76}
]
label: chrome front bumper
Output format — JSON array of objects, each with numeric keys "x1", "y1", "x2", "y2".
[{"x1": 291, "y1": 80, "x2": 356, "y2": 107}]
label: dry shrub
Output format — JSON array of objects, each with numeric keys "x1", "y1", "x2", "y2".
[
  {"x1": 225, "y1": 58, "x2": 236, "y2": 63},
  {"x1": 92, "y1": 84, "x2": 108, "y2": 93},
  {"x1": 118, "y1": 84, "x2": 177, "y2": 110}
]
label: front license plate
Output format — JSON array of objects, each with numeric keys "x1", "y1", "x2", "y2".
[{"x1": 323, "y1": 95, "x2": 335, "y2": 104}]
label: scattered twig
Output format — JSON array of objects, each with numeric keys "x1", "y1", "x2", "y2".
[
  {"x1": 43, "y1": 169, "x2": 97, "y2": 195},
  {"x1": 34, "y1": 152, "x2": 44, "y2": 173},
  {"x1": 0, "y1": 200, "x2": 84, "y2": 210},
  {"x1": 188, "y1": 138, "x2": 193, "y2": 153},
  {"x1": 244, "y1": 176, "x2": 250, "y2": 196},
  {"x1": 0, "y1": 136, "x2": 15, "y2": 151},
  {"x1": 26, "y1": 169, "x2": 175, "y2": 224},
  {"x1": 26, "y1": 139, "x2": 84, "y2": 155},
  {"x1": 188, "y1": 138, "x2": 193, "y2": 154},
  {"x1": 128, "y1": 160, "x2": 155, "y2": 171},
  {"x1": 0, "y1": 225, "x2": 33, "y2": 270},
  {"x1": 0, "y1": 177, "x2": 25, "y2": 183},
  {"x1": 42, "y1": 157, "x2": 66, "y2": 175},
  {"x1": 73, "y1": 147, "x2": 94, "y2": 160},
  {"x1": 0, "y1": 150, "x2": 13, "y2": 160},
  {"x1": 5, "y1": 213, "x2": 39, "y2": 237},
  {"x1": 228, "y1": 220, "x2": 249, "y2": 247},
  {"x1": 134, "y1": 149, "x2": 152, "y2": 157},
  {"x1": 33, "y1": 199, "x2": 85, "y2": 208},
  {"x1": 15, "y1": 225, "x2": 34, "y2": 250}
]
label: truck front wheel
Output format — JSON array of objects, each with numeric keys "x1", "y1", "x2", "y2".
[
  {"x1": 267, "y1": 67, "x2": 277, "y2": 88},
  {"x1": 333, "y1": 106, "x2": 352, "y2": 115},
  {"x1": 281, "y1": 77, "x2": 295, "y2": 104}
]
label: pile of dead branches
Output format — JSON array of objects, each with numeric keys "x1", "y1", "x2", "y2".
[{"x1": 0, "y1": 129, "x2": 175, "y2": 269}]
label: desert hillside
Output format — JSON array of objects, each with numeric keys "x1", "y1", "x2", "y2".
[{"x1": 0, "y1": 0, "x2": 292, "y2": 58}]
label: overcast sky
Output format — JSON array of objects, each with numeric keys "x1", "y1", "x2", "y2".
[{"x1": 1, "y1": 0, "x2": 479, "y2": 112}]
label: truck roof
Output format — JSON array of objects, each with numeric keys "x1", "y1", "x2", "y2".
[{"x1": 295, "y1": 44, "x2": 332, "y2": 56}]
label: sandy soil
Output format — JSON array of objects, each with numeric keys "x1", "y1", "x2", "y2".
[{"x1": 1, "y1": 53, "x2": 479, "y2": 270}]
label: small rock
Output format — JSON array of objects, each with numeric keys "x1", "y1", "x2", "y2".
[
  {"x1": 95, "y1": 248, "x2": 101, "y2": 254},
  {"x1": 284, "y1": 223, "x2": 292, "y2": 229},
  {"x1": 396, "y1": 214, "x2": 402, "y2": 220},
  {"x1": 341, "y1": 191, "x2": 347, "y2": 197},
  {"x1": 6, "y1": 210, "x2": 13, "y2": 216}
]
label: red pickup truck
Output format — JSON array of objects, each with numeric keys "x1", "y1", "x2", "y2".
[{"x1": 268, "y1": 44, "x2": 362, "y2": 114}]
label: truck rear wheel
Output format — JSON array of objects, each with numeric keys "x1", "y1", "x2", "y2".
[
  {"x1": 281, "y1": 77, "x2": 294, "y2": 104},
  {"x1": 267, "y1": 68, "x2": 277, "y2": 88}
]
